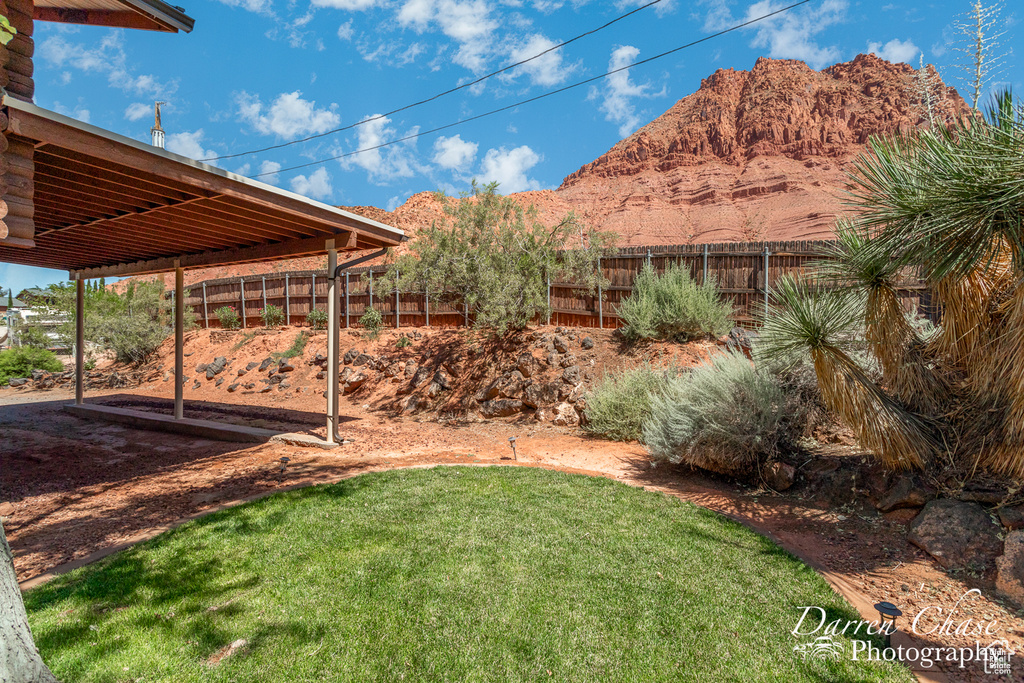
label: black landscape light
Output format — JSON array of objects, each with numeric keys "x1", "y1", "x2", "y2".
[
  {"x1": 508, "y1": 437, "x2": 518, "y2": 461},
  {"x1": 874, "y1": 601, "x2": 902, "y2": 649},
  {"x1": 279, "y1": 456, "x2": 290, "y2": 473}
]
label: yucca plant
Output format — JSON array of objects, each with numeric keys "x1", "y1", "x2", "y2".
[{"x1": 762, "y1": 91, "x2": 1024, "y2": 479}]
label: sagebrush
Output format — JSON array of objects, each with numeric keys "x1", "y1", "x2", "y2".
[
  {"x1": 584, "y1": 363, "x2": 676, "y2": 442},
  {"x1": 618, "y1": 261, "x2": 732, "y2": 342}
]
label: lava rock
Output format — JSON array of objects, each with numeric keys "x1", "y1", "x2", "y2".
[
  {"x1": 516, "y1": 353, "x2": 540, "y2": 378},
  {"x1": 764, "y1": 462, "x2": 796, "y2": 491},
  {"x1": 8, "y1": 378, "x2": 29, "y2": 387},
  {"x1": 215, "y1": 377, "x2": 224, "y2": 387},
  {"x1": 908, "y1": 499, "x2": 1003, "y2": 572},
  {"x1": 258, "y1": 385, "x2": 272, "y2": 393},
  {"x1": 478, "y1": 399, "x2": 524, "y2": 418},
  {"x1": 195, "y1": 363, "x2": 208, "y2": 373},
  {"x1": 996, "y1": 530, "x2": 1024, "y2": 606},
  {"x1": 559, "y1": 354, "x2": 578, "y2": 369},
  {"x1": 561, "y1": 366, "x2": 582, "y2": 384},
  {"x1": 998, "y1": 506, "x2": 1024, "y2": 531},
  {"x1": 580, "y1": 336, "x2": 595, "y2": 350},
  {"x1": 404, "y1": 361, "x2": 418, "y2": 379},
  {"x1": 258, "y1": 358, "x2": 275, "y2": 372},
  {"x1": 246, "y1": 362, "x2": 259, "y2": 371},
  {"x1": 227, "y1": 383, "x2": 240, "y2": 392},
  {"x1": 30, "y1": 369, "x2": 45, "y2": 381},
  {"x1": 277, "y1": 360, "x2": 295, "y2": 373},
  {"x1": 522, "y1": 382, "x2": 561, "y2": 408},
  {"x1": 352, "y1": 353, "x2": 372, "y2": 367},
  {"x1": 344, "y1": 372, "x2": 368, "y2": 393},
  {"x1": 316, "y1": 370, "x2": 326, "y2": 380},
  {"x1": 553, "y1": 336, "x2": 569, "y2": 353},
  {"x1": 876, "y1": 475, "x2": 933, "y2": 512},
  {"x1": 237, "y1": 368, "x2": 247, "y2": 377},
  {"x1": 340, "y1": 367, "x2": 353, "y2": 382},
  {"x1": 550, "y1": 402, "x2": 580, "y2": 427},
  {"x1": 723, "y1": 327, "x2": 759, "y2": 357},
  {"x1": 343, "y1": 348, "x2": 359, "y2": 365},
  {"x1": 475, "y1": 380, "x2": 500, "y2": 402},
  {"x1": 192, "y1": 380, "x2": 201, "y2": 389}
]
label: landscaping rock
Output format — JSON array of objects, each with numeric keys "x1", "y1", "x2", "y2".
[
  {"x1": 723, "y1": 327, "x2": 759, "y2": 356},
  {"x1": 581, "y1": 336, "x2": 594, "y2": 350},
  {"x1": 344, "y1": 372, "x2": 368, "y2": 393},
  {"x1": 497, "y1": 371, "x2": 527, "y2": 399},
  {"x1": 353, "y1": 353, "x2": 372, "y2": 367},
  {"x1": 258, "y1": 358, "x2": 274, "y2": 371},
  {"x1": 553, "y1": 335, "x2": 569, "y2": 353},
  {"x1": 523, "y1": 382, "x2": 561, "y2": 408},
  {"x1": 404, "y1": 361, "x2": 418, "y2": 378},
  {"x1": 764, "y1": 462, "x2": 796, "y2": 491},
  {"x1": 995, "y1": 530, "x2": 1024, "y2": 606},
  {"x1": 876, "y1": 475, "x2": 932, "y2": 513},
  {"x1": 227, "y1": 383, "x2": 240, "y2": 392},
  {"x1": 561, "y1": 366, "x2": 582, "y2": 384},
  {"x1": 278, "y1": 382, "x2": 290, "y2": 390},
  {"x1": 316, "y1": 370, "x2": 326, "y2": 380},
  {"x1": 908, "y1": 499, "x2": 1003, "y2": 572},
  {"x1": 516, "y1": 353, "x2": 540, "y2": 378},
  {"x1": 30, "y1": 369, "x2": 45, "y2": 381},
  {"x1": 258, "y1": 385, "x2": 272, "y2": 393},
  {"x1": 237, "y1": 368, "x2": 247, "y2": 377},
  {"x1": 215, "y1": 377, "x2": 224, "y2": 387},
  {"x1": 277, "y1": 360, "x2": 295, "y2": 373},
  {"x1": 475, "y1": 380, "x2": 500, "y2": 402},
  {"x1": 313, "y1": 352, "x2": 327, "y2": 366},
  {"x1": 343, "y1": 348, "x2": 359, "y2": 364},
  {"x1": 551, "y1": 402, "x2": 579, "y2": 427},
  {"x1": 246, "y1": 362, "x2": 259, "y2": 371},
  {"x1": 559, "y1": 353, "x2": 578, "y2": 369},
  {"x1": 8, "y1": 378, "x2": 28, "y2": 387},
  {"x1": 478, "y1": 399, "x2": 524, "y2": 418},
  {"x1": 546, "y1": 352, "x2": 559, "y2": 366},
  {"x1": 998, "y1": 506, "x2": 1024, "y2": 531},
  {"x1": 192, "y1": 380, "x2": 201, "y2": 389},
  {"x1": 410, "y1": 366, "x2": 432, "y2": 389},
  {"x1": 196, "y1": 363, "x2": 208, "y2": 373},
  {"x1": 960, "y1": 487, "x2": 1006, "y2": 505}
]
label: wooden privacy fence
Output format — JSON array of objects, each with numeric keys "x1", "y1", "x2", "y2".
[{"x1": 180, "y1": 240, "x2": 932, "y2": 330}]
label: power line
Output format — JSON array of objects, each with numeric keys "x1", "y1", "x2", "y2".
[
  {"x1": 253, "y1": 0, "x2": 811, "y2": 179},
  {"x1": 203, "y1": 0, "x2": 667, "y2": 162}
]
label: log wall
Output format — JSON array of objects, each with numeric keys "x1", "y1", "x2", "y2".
[{"x1": 0, "y1": 0, "x2": 34, "y2": 248}]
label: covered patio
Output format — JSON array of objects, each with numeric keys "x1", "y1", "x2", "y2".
[{"x1": 0, "y1": 98, "x2": 405, "y2": 446}]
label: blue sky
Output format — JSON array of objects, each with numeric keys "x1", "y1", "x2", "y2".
[{"x1": 1, "y1": 0, "x2": 1020, "y2": 295}]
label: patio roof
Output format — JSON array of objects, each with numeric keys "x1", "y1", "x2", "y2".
[
  {"x1": 33, "y1": 0, "x2": 195, "y2": 33},
  {"x1": 0, "y1": 98, "x2": 404, "y2": 278}
]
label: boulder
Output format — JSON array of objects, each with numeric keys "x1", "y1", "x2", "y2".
[
  {"x1": 478, "y1": 399, "x2": 524, "y2": 418},
  {"x1": 581, "y1": 336, "x2": 595, "y2": 350},
  {"x1": 475, "y1": 380, "x2": 500, "y2": 402},
  {"x1": 246, "y1": 362, "x2": 259, "y2": 371},
  {"x1": 497, "y1": 371, "x2": 527, "y2": 399},
  {"x1": 998, "y1": 506, "x2": 1024, "y2": 531},
  {"x1": 561, "y1": 366, "x2": 582, "y2": 384},
  {"x1": 908, "y1": 499, "x2": 1003, "y2": 572},
  {"x1": 876, "y1": 475, "x2": 932, "y2": 513},
  {"x1": 523, "y1": 382, "x2": 561, "y2": 408},
  {"x1": 30, "y1": 369, "x2": 45, "y2": 381},
  {"x1": 343, "y1": 348, "x2": 359, "y2": 365},
  {"x1": 237, "y1": 368, "x2": 247, "y2": 377},
  {"x1": 258, "y1": 358, "x2": 275, "y2": 371},
  {"x1": 8, "y1": 378, "x2": 28, "y2": 387},
  {"x1": 516, "y1": 352, "x2": 540, "y2": 378},
  {"x1": 215, "y1": 377, "x2": 224, "y2": 387},
  {"x1": 559, "y1": 354, "x2": 578, "y2": 369},
  {"x1": 764, "y1": 462, "x2": 796, "y2": 491},
  {"x1": 410, "y1": 366, "x2": 432, "y2": 389},
  {"x1": 227, "y1": 383, "x2": 240, "y2": 392},
  {"x1": 553, "y1": 335, "x2": 569, "y2": 353},
  {"x1": 551, "y1": 402, "x2": 580, "y2": 427},
  {"x1": 995, "y1": 530, "x2": 1024, "y2": 606},
  {"x1": 344, "y1": 372, "x2": 369, "y2": 393},
  {"x1": 277, "y1": 360, "x2": 295, "y2": 373},
  {"x1": 353, "y1": 353, "x2": 372, "y2": 367}
]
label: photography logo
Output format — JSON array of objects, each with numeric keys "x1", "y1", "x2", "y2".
[{"x1": 793, "y1": 635, "x2": 845, "y2": 661}]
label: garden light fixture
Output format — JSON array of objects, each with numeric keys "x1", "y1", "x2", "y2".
[
  {"x1": 508, "y1": 437, "x2": 518, "y2": 461},
  {"x1": 873, "y1": 601, "x2": 902, "y2": 649}
]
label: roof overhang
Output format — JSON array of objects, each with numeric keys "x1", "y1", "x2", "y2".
[
  {"x1": 0, "y1": 98, "x2": 405, "y2": 278},
  {"x1": 34, "y1": 0, "x2": 195, "y2": 33}
]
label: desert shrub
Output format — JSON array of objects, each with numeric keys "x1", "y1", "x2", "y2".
[
  {"x1": 643, "y1": 352, "x2": 806, "y2": 477},
  {"x1": 619, "y1": 261, "x2": 732, "y2": 342},
  {"x1": 260, "y1": 304, "x2": 285, "y2": 327},
  {"x1": 0, "y1": 347, "x2": 63, "y2": 383},
  {"x1": 387, "y1": 182, "x2": 614, "y2": 334},
  {"x1": 360, "y1": 307, "x2": 383, "y2": 340},
  {"x1": 272, "y1": 332, "x2": 308, "y2": 360},
  {"x1": 584, "y1": 363, "x2": 676, "y2": 442},
  {"x1": 215, "y1": 306, "x2": 241, "y2": 330},
  {"x1": 307, "y1": 308, "x2": 328, "y2": 330},
  {"x1": 395, "y1": 334, "x2": 412, "y2": 348},
  {"x1": 17, "y1": 325, "x2": 52, "y2": 349}
]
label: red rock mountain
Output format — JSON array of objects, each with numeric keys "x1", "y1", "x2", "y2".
[{"x1": 129, "y1": 54, "x2": 967, "y2": 288}]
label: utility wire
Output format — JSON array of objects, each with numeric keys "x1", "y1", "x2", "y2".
[
  {"x1": 204, "y1": 0, "x2": 667, "y2": 162},
  {"x1": 253, "y1": 0, "x2": 811, "y2": 179}
]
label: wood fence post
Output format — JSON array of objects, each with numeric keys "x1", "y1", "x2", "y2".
[
  {"x1": 240, "y1": 278, "x2": 246, "y2": 329},
  {"x1": 201, "y1": 282, "x2": 208, "y2": 328}
]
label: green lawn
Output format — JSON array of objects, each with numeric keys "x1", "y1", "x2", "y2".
[{"x1": 25, "y1": 466, "x2": 913, "y2": 682}]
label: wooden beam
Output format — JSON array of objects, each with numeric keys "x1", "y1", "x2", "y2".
[
  {"x1": 71, "y1": 233, "x2": 357, "y2": 279},
  {"x1": 33, "y1": 8, "x2": 170, "y2": 32}
]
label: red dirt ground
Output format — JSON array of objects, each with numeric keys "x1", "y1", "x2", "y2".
[{"x1": 2, "y1": 327, "x2": 1022, "y2": 682}]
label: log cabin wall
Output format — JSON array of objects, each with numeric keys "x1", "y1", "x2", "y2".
[{"x1": 0, "y1": 0, "x2": 34, "y2": 247}]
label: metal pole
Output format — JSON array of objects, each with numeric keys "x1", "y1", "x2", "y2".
[
  {"x1": 240, "y1": 277, "x2": 246, "y2": 329},
  {"x1": 546, "y1": 271, "x2": 551, "y2": 326},
  {"x1": 395, "y1": 270, "x2": 400, "y2": 329},
  {"x1": 368, "y1": 270, "x2": 374, "y2": 309},
  {"x1": 597, "y1": 257, "x2": 603, "y2": 329},
  {"x1": 74, "y1": 275, "x2": 84, "y2": 405},
  {"x1": 174, "y1": 263, "x2": 184, "y2": 419},
  {"x1": 261, "y1": 275, "x2": 267, "y2": 314},
  {"x1": 702, "y1": 244, "x2": 709, "y2": 284},
  {"x1": 344, "y1": 272, "x2": 350, "y2": 328},
  {"x1": 326, "y1": 243, "x2": 339, "y2": 444},
  {"x1": 464, "y1": 301, "x2": 469, "y2": 327},
  {"x1": 763, "y1": 246, "x2": 771, "y2": 320},
  {"x1": 285, "y1": 273, "x2": 290, "y2": 326},
  {"x1": 311, "y1": 274, "x2": 316, "y2": 313},
  {"x1": 424, "y1": 281, "x2": 430, "y2": 327},
  {"x1": 201, "y1": 282, "x2": 208, "y2": 329},
  {"x1": 646, "y1": 248, "x2": 652, "y2": 268}
]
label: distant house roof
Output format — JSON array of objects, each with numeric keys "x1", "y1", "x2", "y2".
[
  {"x1": 34, "y1": 0, "x2": 195, "y2": 33},
  {"x1": 1, "y1": 297, "x2": 26, "y2": 309}
]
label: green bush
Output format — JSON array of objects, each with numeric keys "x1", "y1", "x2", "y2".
[
  {"x1": 584, "y1": 363, "x2": 677, "y2": 442},
  {"x1": 17, "y1": 325, "x2": 52, "y2": 349},
  {"x1": 272, "y1": 332, "x2": 309, "y2": 360},
  {"x1": 307, "y1": 308, "x2": 328, "y2": 330},
  {"x1": 215, "y1": 306, "x2": 241, "y2": 330},
  {"x1": 643, "y1": 352, "x2": 803, "y2": 477},
  {"x1": 359, "y1": 307, "x2": 383, "y2": 340},
  {"x1": 0, "y1": 347, "x2": 63, "y2": 384},
  {"x1": 261, "y1": 304, "x2": 285, "y2": 327},
  {"x1": 619, "y1": 261, "x2": 732, "y2": 342},
  {"x1": 395, "y1": 335, "x2": 412, "y2": 348}
]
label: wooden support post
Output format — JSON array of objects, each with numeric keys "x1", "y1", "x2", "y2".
[
  {"x1": 201, "y1": 282, "x2": 208, "y2": 328},
  {"x1": 174, "y1": 262, "x2": 184, "y2": 420},
  {"x1": 597, "y1": 257, "x2": 603, "y2": 330},
  {"x1": 344, "y1": 272, "x2": 350, "y2": 328},
  {"x1": 240, "y1": 278, "x2": 246, "y2": 329},
  {"x1": 285, "y1": 273, "x2": 290, "y2": 326},
  {"x1": 395, "y1": 270, "x2": 400, "y2": 329},
  {"x1": 75, "y1": 275, "x2": 84, "y2": 405},
  {"x1": 326, "y1": 243, "x2": 339, "y2": 444}
]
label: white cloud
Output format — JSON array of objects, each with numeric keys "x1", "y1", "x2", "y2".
[
  {"x1": 398, "y1": 0, "x2": 499, "y2": 72},
  {"x1": 703, "y1": 0, "x2": 848, "y2": 70},
  {"x1": 342, "y1": 115, "x2": 420, "y2": 182},
  {"x1": 867, "y1": 38, "x2": 919, "y2": 64},
  {"x1": 257, "y1": 160, "x2": 282, "y2": 184},
  {"x1": 478, "y1": 145, "x2": 542, "y2": 192},
  {"x1": 290, "y1": 167, "x2": 334, "y2": 199},
  {"x1": 54, "y1": 103, "x2": 90, "y2": 123},
  {"x1": 40, "y1": 31, "x2": 178, "y2": 99},
  {"x1": 596, "y1": 45, "x2": 658, "y2": 138},
  {"x1": 124, "y1": 102, "x2": 151, "y2": 121},
  {"x1": 237, "y1": 91, "x2": 341, "y2": 138},
  {"x1": 215, "y1": 0, "x2": 275, "y2": 13},
  {"x1": 506, "y1": 33, "x2": 572, "y2": 86},
  {"x1": 313, "y1": 0, "x2": 383, "y2": 8},
  {"x1": 337, "y1": 20, "x2": 355, "y2": 40},
  {"x1": 166, "y1": 130, "x2": 218, "y2": 162},
  {"x1": 432, "y1": 134, "x2": 478, "y2": 171}
]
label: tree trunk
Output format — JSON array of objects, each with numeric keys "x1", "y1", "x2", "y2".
[{"x1": 0, "y1": 520, "x2": 59, "y2": 683}]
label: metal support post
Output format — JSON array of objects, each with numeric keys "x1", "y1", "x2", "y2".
[
  {"x1": 311, "y1": 274, "x2": 316, "y2": 313},
  {"x1": 424, "y1": 282, "x2": 430, "y2": 327},
  {"x1": 261, "y1": 276, "x2": 267, "y2": 314},
  {"x1": 174, "y1": 262, "x2": 184, "y2": 419},
  {"x1": 201, "y1": 282, "x2": 208, "y2": 328},
  {"x1": 546, "y1": 272, "x2": 551, "y2": 326},
  {"x1": 763, "y1": 246, "x2": 771, "y2": 320},
  {"x1": 74, "y1": 275, "x2": 84, "y2": 405},
  {"x1": 395, "y1": 270, "x2": 400, "y2": 329},
  {"x1": 285, "y1": 273, "x2": 290, "y2": 326},
  {"x1": 240, "y1": 278, "x2": 246, "y2": 328},
  {"x1": 368, "y1": 270, "x2": 374, "y2": 309},
  {"x1": 597, "y1": 257, "x2": 603, "y2": 329},
  {"x1": 326, "y1": 243, "x2": 340, "y2": 444},
  {"x1": 702, "y1": 244, "x2": 709, "y2": 284}
]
